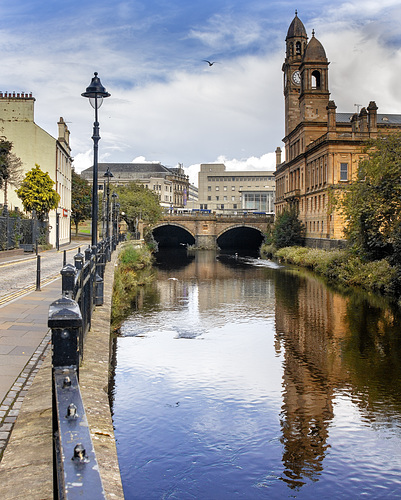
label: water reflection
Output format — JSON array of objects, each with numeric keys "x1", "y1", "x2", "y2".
[
  {"x1": 275, "y1": 269, "x2": 401, "y2": 492},
  {"x1": 112, "y1": 249, "x2": 401, "y2": 498}
]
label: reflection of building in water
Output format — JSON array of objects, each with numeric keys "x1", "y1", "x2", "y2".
[
  {"x1": 275, "y1": 271, "x2": 348, "y2": 488},
  {"x1": 155, "y1": 251, "x2": 275, "y2": 328}
]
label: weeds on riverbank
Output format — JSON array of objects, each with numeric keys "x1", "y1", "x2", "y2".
[
  {"x1": 112, "y1": 242, "x2": 155, "y2": 328},
  {"x1": 261, "y1": 243, "x2": 400, "y2": 299}
]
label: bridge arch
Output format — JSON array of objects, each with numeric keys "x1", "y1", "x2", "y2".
[
  {"x1": 217, "y1": 224, "x2": 265, "y2": 250},
  {"x1": 152, "y1": 222, "x2": 196, "y2": 248}
]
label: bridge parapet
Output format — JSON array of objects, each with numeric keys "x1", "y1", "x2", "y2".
[{"x1": 163, "y1": 214, "x2": 273, "y2": 224}]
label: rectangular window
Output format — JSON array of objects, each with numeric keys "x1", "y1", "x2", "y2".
[
  {"x1": 216, "y1": 186, "x2": 219, "y2": 191},
  {"x1": 340, "y1": 163, "x2": 348, "y2": 181},
  {"x1": 224, "y1": 186, "x2": 227, "y2": 191},
  {"x1": 207, "y1": 196, "x2": 211, "y2": 201},
  {"x1": 208, "y1": 186, "x2": 211, "y2": 191},
  {"x1": 216, "y1": 196, "x2": 219, "y2": 201}
]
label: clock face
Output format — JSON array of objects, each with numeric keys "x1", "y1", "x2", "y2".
[{"x1": 292, "y1": 70, "x2": 301, "y2": 85}]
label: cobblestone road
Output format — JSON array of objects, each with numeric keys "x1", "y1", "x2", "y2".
[{"x1": 0, "y1": 239, "x2": 91, "y2": 303}]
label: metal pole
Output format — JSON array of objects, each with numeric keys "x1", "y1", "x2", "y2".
[
  {"x1": 106, "y1": 177, "x2": 110, "y2": 241},
  {"x1": 56, "y1": 211, "x2": 60, "y2": 251},
  {"x1": 91, "y1": 96, "x2": 100, "y2": 249},
  {"x1": 36, "y1": 255, "x2": 41, "y2": 291}
]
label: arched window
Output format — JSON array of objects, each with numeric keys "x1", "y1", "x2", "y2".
[
  {"x1": 296, "y1": 41, "x2": 301, "y2": 55},
  {"x1": 312, "y1": 70, "x2": 321, "y2": 89}
]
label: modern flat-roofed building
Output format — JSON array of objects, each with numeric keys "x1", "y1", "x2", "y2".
[{"x1": 198, "y1": 163, "x2": 275, "y2": 214}]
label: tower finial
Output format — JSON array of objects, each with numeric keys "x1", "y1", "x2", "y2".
[
  {"x1": 295, "y1": 9, "x2": 298, "y2": 16},
  {"x1": 312, "y1": 29, "x2": 315, "y2": 37}
]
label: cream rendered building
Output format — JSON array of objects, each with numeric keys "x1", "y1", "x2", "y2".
[{"x1": 0, "y1": 92, "x2": 72, "y2": 247}]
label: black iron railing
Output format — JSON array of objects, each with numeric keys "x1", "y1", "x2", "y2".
[{"x1": 48, "y1": 233, "x2": 123, "y2": 499}]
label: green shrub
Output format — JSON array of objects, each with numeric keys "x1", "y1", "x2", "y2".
[
  {"x1": 111, "y1": 242, "x2": 155, "y2": 328},
  {"x1": 272, "y1": 245, "x2": 399, "y2": 298}
]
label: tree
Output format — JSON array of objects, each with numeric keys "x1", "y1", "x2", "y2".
[
  {"x1": 273, "y1": 208, "x2": 305, "y2": 249},
  {"x1": 71, "y1": 169, "x2": 92, "y2": 235},
  {"x1": 0, "y1": 138, "x2": 23, "y2": 208},
  {"x1": 339, "y1": 132, "x2": 401, "y2": 261},
  {"x1": 16, "y1": 164, "x2": 60, "y2": 220},
  {"x1": 114, "y1": 182, "x2": 162, "y2": 232}
]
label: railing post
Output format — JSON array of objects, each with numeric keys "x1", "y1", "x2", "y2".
[
  {"x1": 49, "y1": 296, "x2": 81, "y2": 370},
  {"x1": 92, "y1": 244, "x2": 104, "y2": 306},
  {"x1": 61, "y1": 263, "x2": 76, "y2": 300},
  {"x1": 48, "y1": 295, "x2": 105, "y2": 499}
]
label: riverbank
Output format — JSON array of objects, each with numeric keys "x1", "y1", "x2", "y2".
[
  {"x1": 260, "y1": 243, "x2": 401, "y2": 303},
  {"x1": 111, "y1": 241, "x2": 155, "y2": 329}
]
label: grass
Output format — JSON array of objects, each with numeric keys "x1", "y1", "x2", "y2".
[
  {"x1": 260, "y1": 243, "x2": 400, "y2": 300},
  {"x1": 111, "y1": 241, "x2": 155, "y2": 329}
]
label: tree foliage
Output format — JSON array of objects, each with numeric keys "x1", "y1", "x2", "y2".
[
  {"x1": 16, "y1": 164, "x2": 60, "y2": 220},
  {"x1": 0, "y1": 138, "x2": 23, "y2": 206},
  {"x1": 339, "y1": 133, "x2": 401, "y2": 261},
  {"x1": 71, "y1": 169, "x2": 92, "y2": 234},
  {"x1": 273, "y1": 208, "x2": 305, "y2": 249},
  {"x1": 0, "y1": 139, "x2": 12, "y2": 186},
  {"x1": 114, "y1": 182, "x2": 162, "y2": 232}
]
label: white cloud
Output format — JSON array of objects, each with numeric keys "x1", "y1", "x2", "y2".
[{"x1": 185, "y1": 152, "x2": 277, "y2": 187}]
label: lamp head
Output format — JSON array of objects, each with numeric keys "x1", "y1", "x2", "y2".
[
  {"x1": 82, "y1": 72, "x2": 110, "y2": 108},
  {"x1": 103, "y1": 166, "x2": 114, "y2": 179}
]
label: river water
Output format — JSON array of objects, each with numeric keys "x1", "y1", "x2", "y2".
[{"x1": 111, "y1": 249, "x2": 401, "y2": 499}]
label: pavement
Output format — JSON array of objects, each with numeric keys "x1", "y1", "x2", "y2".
[
  {"x1": 0, "y1": 237, "x2": 124, "y2": 499},
  {"x1": 0, "y1": 238, "x2": 91, "y2": 458}
]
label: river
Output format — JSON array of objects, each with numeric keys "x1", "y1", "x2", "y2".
[{"x1": 110, "y1": 249, "x2": 401, "y2": 499}]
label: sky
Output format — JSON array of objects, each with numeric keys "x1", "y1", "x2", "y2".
[{"x1": 1, "y1": 0, "x2": 401, "y2": 185}]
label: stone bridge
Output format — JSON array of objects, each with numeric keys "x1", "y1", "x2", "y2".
[{"x1": 149, "y1": 214, "x2": 273, "y2": 249}]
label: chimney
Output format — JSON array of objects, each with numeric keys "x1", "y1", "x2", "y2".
[
  {"x1": 327, "y1": 100, "x2": 337, "y2": 133},
  {"x1": 367, "y1": 101, "x2": 378, "y2": 135},
  {"x1": 275, "y1": 147, "x2": 282, "y2": 167},
  {"x1": 359, "y1": 107, "x2": 368, "y2": 134}
]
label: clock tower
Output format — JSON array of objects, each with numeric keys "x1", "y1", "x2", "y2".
[
  {"x1": 299, "y1": 30, "x2": 330, "y2": 123},
  {"x1": 282, "y1": 11, "x2": 308, "y2": 136}
]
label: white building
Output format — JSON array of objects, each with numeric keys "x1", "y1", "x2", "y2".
[{"x1": 198, "y1": 163, "x2": 275, "y2": 214}]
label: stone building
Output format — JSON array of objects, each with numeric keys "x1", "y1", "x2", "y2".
[
  {"x1": 198, "y1": 163, "x2": 275, "y2": 214},
  {"x1": 275, "y1": 12, "x2": 401, "y2": 247},
  {"x1": 80, "y1": 162, "x2": 190, "y2": 210},
  {"x1": 0, "y1": 92, "x2": 72, "y2": 247}
]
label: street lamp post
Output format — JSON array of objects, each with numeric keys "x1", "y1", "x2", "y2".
[
  {"x1": 81, "y1": 72, "x2": 110, "y2": 248},
  {"x1": 82, "y1": 72, "x2": 110, "y2": 305},
  {"x1": 111, "y1": 192, "x2": 118, "y2": 249},
  {"x1": 103, "y1": 167, "x2": 113, "y2": 261}
]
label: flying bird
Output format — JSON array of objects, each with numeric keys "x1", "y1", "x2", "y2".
[{"x1": 203, "y1": 60, "x2": 218, "y2": 66}]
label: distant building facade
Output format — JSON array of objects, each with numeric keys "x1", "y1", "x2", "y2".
[
  {"x1": 198, "y1": 163, "x2": 275, "y2": 214},
  {"x1": 186, "y1": 183, "x2": 199, "y2": 211},
  {"x1": 276, "y1": 13, "x2": 401, "y2": 246},
  {"x1": 0, "y1": 92, "x2": 72, "y2": 247},
  {"x1": 80, "y1": 162, "x2": 190, "y2": 210}
]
